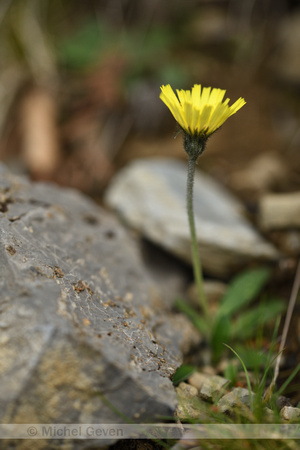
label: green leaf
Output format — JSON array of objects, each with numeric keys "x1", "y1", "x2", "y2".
[
  {"x1": 174, "y1": 298, "x2": 210, "y2": 334},
  {"x1": 231, "y1": 300, "x2": 285, "y2": 340},
  {"x1": 172, "y1": 364, "x2": 196, "y2": 385},
  {"x1": 217, "y1": 267, "x2": 272, "y2": 319}
]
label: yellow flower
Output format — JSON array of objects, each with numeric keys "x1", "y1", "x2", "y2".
[{"x1": 160, "y1": 84, "x2": 246, "y2": 138}]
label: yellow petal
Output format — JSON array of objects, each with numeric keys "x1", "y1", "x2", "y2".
[{"x1": 159, "y1": 84, "x2": 246, "y2": 138}]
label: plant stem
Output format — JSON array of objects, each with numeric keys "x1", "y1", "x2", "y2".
[
  {"x1": 273, "y1": 258, "x2": 300, "y2": 386},
  {"x1": 186, "y1": 155, "x2": 210, "y2": 321}
]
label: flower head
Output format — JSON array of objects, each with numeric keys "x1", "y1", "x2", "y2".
[{"x1": 160, "y1": 84, "x2": 246, "y2": 138}]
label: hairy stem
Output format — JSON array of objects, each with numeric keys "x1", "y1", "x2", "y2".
[{"x1": 186, "y1": 155, "x2": 210, "y2": 320}]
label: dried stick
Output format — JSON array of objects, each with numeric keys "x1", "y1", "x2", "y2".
[{"x1": 269, "y1": 259, "x2": 300, "y2": 394}]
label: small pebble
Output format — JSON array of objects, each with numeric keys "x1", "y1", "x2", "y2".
[
  {"x1": 176, "y1": 382, "x2": 209, "y2": 421},
  {"x1": 218, "y1": 387, "x2": 252, "y2": 413},
  {"x1": 177, "y1": 382, "x2": 198, "y2": 399},
  {"x1": 280, "y1": 406, "x2": 300, "y2": 421},
  {"x1": 199, "y1": 375, "x2": 230, "y2": 402},
  {"x1": 188, "y1": 372, "x2": 206, "y2": 391}
]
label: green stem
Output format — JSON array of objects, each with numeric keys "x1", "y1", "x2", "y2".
[{"x1": 186, "y1": 155, "x2": 210, "y2": 321}]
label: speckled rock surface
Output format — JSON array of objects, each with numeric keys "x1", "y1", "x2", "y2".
[{"x1": 0, "y1": 163, "x2": 184, "y2": 448}]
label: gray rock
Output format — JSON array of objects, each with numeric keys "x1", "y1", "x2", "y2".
[
  {"x1": 105, "y1": 158, "x2": 279, "y2": 277},
  {"x1": 217, "y1": 387, "x2": 252, "y2": 414},
  {"x1": 0, "y1": 164, "x2": 182, "y2": 447},
  {"x1": 140, "y1": 239, "x2": 192, "y2": 310}
]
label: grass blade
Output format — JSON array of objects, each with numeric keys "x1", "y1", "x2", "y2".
[{"x1": 224, "y1": 343, "x2": 254, "y2": 410}]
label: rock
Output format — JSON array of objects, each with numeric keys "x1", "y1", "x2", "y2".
[
  {"x1": 188, "y1": 372, "x2": 207, "y2": 391},
  {"x1": 199, "y1": 375, "x2": 230, "y2": 403},
  {"x1": 153, "y1": 313, "x2": 202, "y2": 359},
  {"x1": 175, "y1": 383, "x2": 209, "y2": 421},
  {"x1": 177, "y1": 382, "x2": 198, "y2": 399},
  {"x1": 140, "y1": 239, "x2": 191, "y2": 310},
  {"x1": 280, "y1": 406, "x2": 300, "y2": 421},
  {"x1": 217, "y1": 387, "x2": 252, "y2": 414},
  {"x1": 259, "y1": 192, "x2": 300, "y2": 230},
  {"x1": 105, "y1": 158, "x2": 279, "y2": 277},
  {"x1": 0, "y1": 163, "x2": 182, "y2": 447}
]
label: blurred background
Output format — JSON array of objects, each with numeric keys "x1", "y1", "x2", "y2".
[{"x1": 0, "y1": 0, "x2": 300, "y2": 204}]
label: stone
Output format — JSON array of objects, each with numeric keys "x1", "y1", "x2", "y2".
[
  {"x1": 153, "y1": 313, "x2": 202, "y2": 359},
  {"x1": 217, "y1": 387, "x2": 252, "y2": 414},
  {"x1": 177, "y1": 382, "x2": 198, "y2": 399},
  {"x1": 199, "y1": 375, "x2": 230, "y2": 403},
  {"x1": 140, "y1": 239, "x2": 192, "y2": 310},
  {"x1": 105, "y1": 158, "x2": 279, "y2": 277},
  {"x1": 188, "y1": 372, "x2": 207, "y2": 391},
  {"x1": 280, "y1": 406, "x2": 300, "y2": 422},
  {"x1": 0, "y1": 163, "x2": 182, "y2": 447},
  {"x1": 175, "y1": 383, "x2": 209, "y2": 422},
  {"x1": 259, "y1": 192, "x2": 300, "y2": 230}
]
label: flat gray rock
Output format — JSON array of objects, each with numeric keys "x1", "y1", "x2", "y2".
[
  {"x1": 105, "y1": 158, "x2": 279, "y2": 277},
  {"x1": 0, "y1": 164, "x2": 182, "y2": 448}
]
